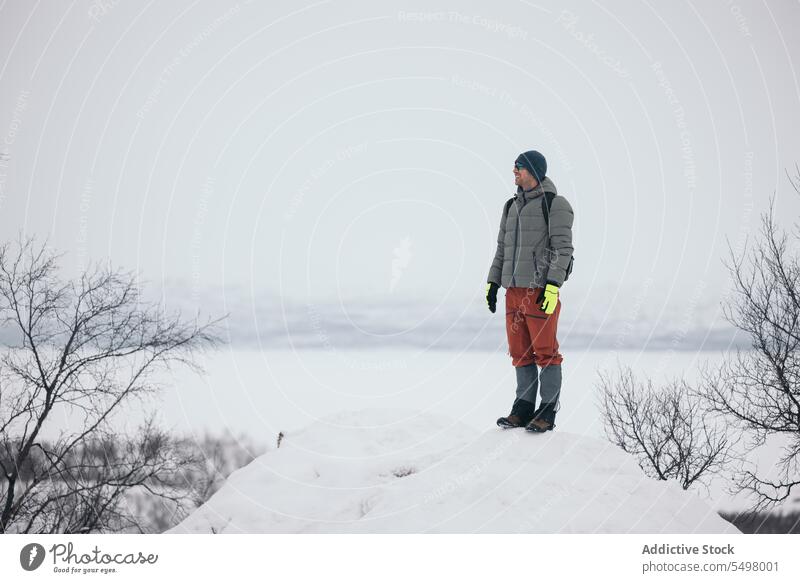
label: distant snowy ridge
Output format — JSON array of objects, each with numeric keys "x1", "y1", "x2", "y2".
[
  {"x1": 146, "y1": 282, "x2": 746, "y2": 352},
  {"x1": 168, "y1": 409, "x2": 739, "y2": 534}
]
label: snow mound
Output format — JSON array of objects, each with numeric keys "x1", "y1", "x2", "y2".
[{"x1": 168, "y1": 408, "x2": 739, "y2": 534}]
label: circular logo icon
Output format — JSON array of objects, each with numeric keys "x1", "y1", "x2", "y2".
[{"x1": 20, "y1": 543, "x2": 46, "y2": 571}]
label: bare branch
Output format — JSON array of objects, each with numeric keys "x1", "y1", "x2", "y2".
[
  {"x1": 599, "y1": 364, "x2": 736, "y2": 491},
  {"x1": 699, "y1": 175, "x2": 800, "y2": 510},
  {"x1": 0, "y1": 236, "x2": 226, "y2": 533}
]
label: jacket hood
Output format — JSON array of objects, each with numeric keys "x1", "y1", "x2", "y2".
[{"x1": 515, "y1": 176, "x2": 557, "y2": 199}]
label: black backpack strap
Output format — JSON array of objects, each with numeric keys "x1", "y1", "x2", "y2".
[
  {"x1": 542, "y1": 192, "x2": 557, "y2": 227},
  {"x1": 541, "y1": 192, "x2": 574, "y2": 282},
  {"x1": 502, "y1": 196, "x2": 515, "y2": 219}
]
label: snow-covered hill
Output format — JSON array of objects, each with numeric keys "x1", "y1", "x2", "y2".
[{"x1": 168, "y1": 409, "x2": 739, "y2": 534}]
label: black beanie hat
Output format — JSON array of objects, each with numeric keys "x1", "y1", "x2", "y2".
[{"x1": 515, "y1": 150, "x2": 547, "y2": 182}]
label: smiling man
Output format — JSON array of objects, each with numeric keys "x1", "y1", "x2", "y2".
[{"x1": 485, "y1": 150, "x2": 575, "y2": 432}]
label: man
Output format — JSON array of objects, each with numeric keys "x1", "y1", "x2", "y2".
[{"x1": 485, "y1": 150, "x2": 574, "y2": 432}]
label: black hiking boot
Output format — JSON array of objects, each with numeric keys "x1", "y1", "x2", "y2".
[
  {"x1": 497, "y1": 398, "x2": 536, "y2": 429},
  {"x1": 525, "y1": 401, "x2": 557, "y2": 433}
]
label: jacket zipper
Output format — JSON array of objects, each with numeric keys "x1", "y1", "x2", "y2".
[
  {"x1": 509, "y1": 189, "x2": 552, "y2": 288},
  {"x1": 510, "y1": 193, "x2": 524, "y2": 287}
]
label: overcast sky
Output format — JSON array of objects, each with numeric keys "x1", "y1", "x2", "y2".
[{"x1": 1, "y1": 0, "x2": 799, "y2": 318}]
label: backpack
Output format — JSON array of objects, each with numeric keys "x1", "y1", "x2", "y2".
[{"x1": 504, "y1": 192, "x2": 575, "y2": 282}]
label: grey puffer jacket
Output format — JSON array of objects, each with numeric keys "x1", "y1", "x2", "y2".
[{"x1": 487, "y1": 176, "x2": 574, "y2": 289}]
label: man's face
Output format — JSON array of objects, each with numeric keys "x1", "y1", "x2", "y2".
[{"x1": 514, "y1": 164, "x2": 535, "y2": 188}]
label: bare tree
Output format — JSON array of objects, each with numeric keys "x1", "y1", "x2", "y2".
[
  {"x1": 599, "y1": 365, "x2": 735, "y2": 491},
  {"x1": 0, "y1": 236, "x2": 224, "y2": 533},
  {"x1": 700, "y1": 175, "x2": 800, "y2": 509}
]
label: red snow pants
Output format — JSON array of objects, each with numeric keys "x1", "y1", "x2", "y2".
[{"x1": 505, "y1": 286, "x2": 564, "y2": 368}]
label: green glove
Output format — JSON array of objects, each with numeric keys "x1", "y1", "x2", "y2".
[
  {"x1": 486, "y1": 282, "x2": 499, "y2": 313},
  {"x1": 537, "y1": 282, "x2": 559, "y2": 315}
]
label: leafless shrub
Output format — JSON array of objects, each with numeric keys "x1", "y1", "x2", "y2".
[
  {"x1": 599, "y1": 365, "x2": 735, "y2": 491},
  {"x1": 181, "y1": 429, "x2": 266, "y2": 509},
  {"x1": 700, "y1": 180, "x2": 800, "y2": 510},
  {"x1": 0, "y1": 235, "x2": 225, "y2": 533}
]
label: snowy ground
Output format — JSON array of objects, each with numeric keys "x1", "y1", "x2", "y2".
[
  {"x1": 32, "y1": 346, "x2": 785, "y2": 523},
  {"x1": 143, "y1": 347, "x2": 794, "y2": 519},
  {"x1": 167, "y1": 408, "x2": 739, "y2": 534}
]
